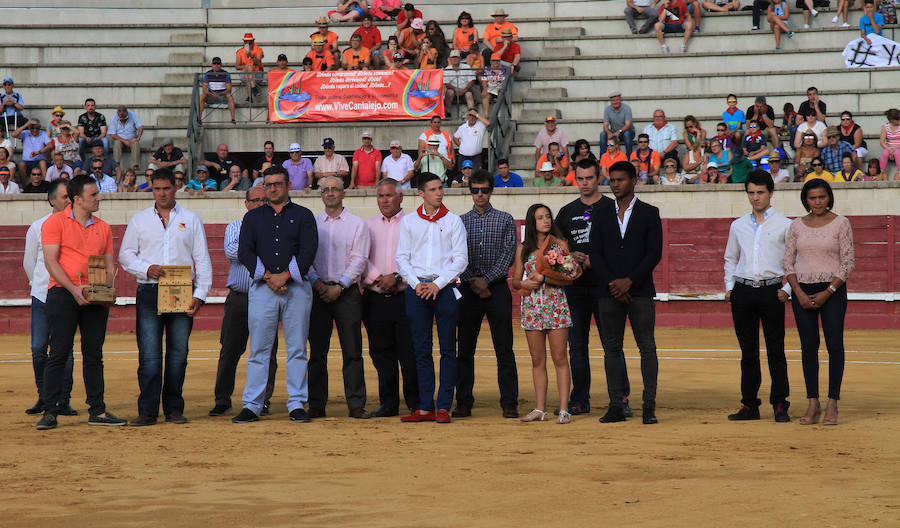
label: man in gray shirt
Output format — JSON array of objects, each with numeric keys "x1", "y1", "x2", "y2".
[
  {"x1": 599, "y1": 91, "x2": 635, "y2": 157},
  {"x1": 625, "y1": 0, "x2": 659, "y2": 34}
]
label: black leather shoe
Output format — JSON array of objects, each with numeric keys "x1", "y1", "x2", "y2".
[
  {"x1": 165, "y1": 412, "x2": 189, "y2": 424},
  {"x1": 25, "y1": 400, "x2": 44, "y2": 415},
  {"x1": 58, "y1": 405, "x2": 78, "y2": 416},
  {"x1": 36, "y1": 413, "x2": 57, "y2": 430},
  {"x1": 728, "y1": 405, "x2": 760, "y2": 421},
  {"x1": 371, "y1": 406, "x2": 399, "y2": 418},
  {"x1": 261, "y1": 400, "x2": 271, "y2": 416},
  {"x1": 451, "y1": 405, "x2": 471, "y2": 418},
  {"x1": 209, "y1": 404, "x2": 231, "y2": 416},
  {"x1": 502, "y1": 405, "x2": 519, "y2": 419},
  {"x1": 599, "y1": 407, "x2": 627, "y2": 423},
  {"x1": 621, "y1": 398, "x2": 634, "y2": 418},
  {"x1": 232, "y1": 408, "x2": 259, "y2": 423},
  {"x1": 773, "y1": 402, "x2": 791, "y2": 423},
  {"x1": 289, "y1": 408, "x2": 311, "y2": 423},
  {"x1": 642, "y1": 408, "x2": 658, "y2": 424},
  {"x1": 307, "y1": 407, "x2": 326, "y2": 419},
  {"x1": 130, "y1": 414, "x2": 158, "y2": 427}
]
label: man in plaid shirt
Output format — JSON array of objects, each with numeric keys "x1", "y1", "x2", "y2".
[
  {"x1": 453, "y1": 170, "x2": 519, "y2": 419},
  {"x1": 820, "y1": 127, "x2": 856, "y2": 173}
]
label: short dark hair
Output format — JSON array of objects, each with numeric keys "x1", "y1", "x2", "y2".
[
  {"x1": 211, "y1": 56, "x2": 222, "y2": 64},
  {"x1": 548, "y1": 142, "x2": 560, "y2": 151},
  {"x1": 350, "y1": 33, "x2": 361, "y2": 40},
  {"x1": 362, "y1": 12, "x2": 373, "y2": 20},
  {"x1": 68, "y1": 174, "x2": 96, "y2": 199},
  {"x1": 575, "y1": 157, "x2": 600, "y2": 178},
  {"x1": 468, "y1": 169, "x2": 493, "y2": 191},
  {"x1": 263, "y1": 165, "x2": 290, "y2": 184},
  {"x1": 726, "y1": 94, "x2": 737, "y2": 101},
  {"x1": 418, "y1": 172, "x2": 441, "y2": 190},
  {"x1": 807, "y1": 86, "x2": 818, "y2": 94},
  {"x1": 800, "y1": 178, "x2": 835, "y2": 212},
  {"x1": 637, "y1": 133, "x2": 650, "y2": 141},
  {"x1": 84, "y1": 98, "x2": 96, "y2": 105},
  {"x1": 404, "y1": 3, "x2": 415, "y2": 10},
  {"x1": 608, "y1": 160, "x2": 636, "y2": 180},
  {"x1": 496, "y1": 158, "x2": 509, "y2": 167},
  {"x1": 47, "y1": 179, "x2": 67, "y2": 203},
  {"x1": 841, "y1": 152, "x2": 854, "y2": 162},
  {"x1": 151, "y1": 167, "x2": 176, "y2": 186},
  {"x1": 264, "y1": 140, "x2": 274, "y2": 148},
  {"x1": 302, "y1": 57, "x2": 313, "y2": 65},
  {"x1": 745, "y1": 169, "x2": 774, "y2": 191}
]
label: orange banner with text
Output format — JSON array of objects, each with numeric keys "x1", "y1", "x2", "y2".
[{"x1": 268, "y1": 69, "x2": 444, "y2": 123}]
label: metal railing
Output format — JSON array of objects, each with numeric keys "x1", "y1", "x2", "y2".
[{"x1": 186, "y1": 72, "x2": 203, "y2": 175}]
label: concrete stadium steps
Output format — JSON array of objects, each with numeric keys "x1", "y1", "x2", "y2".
[
  {"x1": 3, "y1": 65, "x2": 202, "y2": 85},
  {"x1": 0, "y1": 27, "x2": 205, "y2": 44},
  {"x1": 1, "y1": 8, "x2": 207, "y2": 25}
]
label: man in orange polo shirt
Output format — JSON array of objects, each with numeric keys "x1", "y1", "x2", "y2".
[
  {"x1": 36, "y1": 174, "x2": 127, "y2": 430},
  {"x1": 481, "y1": 8, "x2": 519, "y2": 64},
  {"x1": 236, "y1": 33, "x2": 265, "y2": 102},
  {"x1": 342, "y1": 34, "x2": 372, "y2": 70},
  {"x1": 307, "y1": 36, "x2": 336, "y2": 71}
]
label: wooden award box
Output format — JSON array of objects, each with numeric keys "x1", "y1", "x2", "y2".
[
  {"x1": 83, "y1": 255, "x2": 116, "y2": 305},
  {"x1": 158, "y1": 265, "x2": 193, "y2": 314}
]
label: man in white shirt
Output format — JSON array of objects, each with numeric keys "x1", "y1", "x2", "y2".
[
  {"x1": 87, "y1": 160, "x2": 118, "y2": 193},
  {"x1": 723, "y1": 170, "x2": 792, "y2": 423},
  {"x1": 396, "y1": 173, "x2": 468, "y2": 424},
  {"x1": 108, "y1": 105, "x2": 144, "y2": 171},
  {"x1": 380, "y1": 140, "x2": 415, "y2": 189},
  {"x1": 642, "y1": 109, "x2": 680, "y2": 165},
  {"x1": 23, "y1": 180, "x2": 76, "y2": 416},
  {"x1": 46, "y1": 153, "x2": 74, "y2": 182},
  {"x1": 0, "y1": 166, "x2": 20, "y2": 193},
  {"x1": 453, "y1": 108, "x2": 490, "y2": 172},
  {"x1": 118, "y1": 168, "x2": 213, "y2": 426},
  {"x1": 443, "y1": 50, "x2": 476, "y2": 112}
]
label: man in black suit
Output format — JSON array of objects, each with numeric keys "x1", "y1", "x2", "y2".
[{"x1": 590, "y1": 160, "x2": 663, "y2": 424}]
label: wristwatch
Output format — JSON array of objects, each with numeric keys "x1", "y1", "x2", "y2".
[{"x1": 393, "y1": 272, "x2": 402, "y2": 283}]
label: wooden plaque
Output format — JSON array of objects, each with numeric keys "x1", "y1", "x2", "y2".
[
  {"x1": 157, "y1": 265, "x2": 193, "y2": 314},
  {"x1": 83, "y1": 255, "x2": 116, "y2": 305}
]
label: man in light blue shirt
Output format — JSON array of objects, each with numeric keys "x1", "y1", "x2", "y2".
[{"x1": 107, "y1": 105, "x2": 144, "y2": 171}]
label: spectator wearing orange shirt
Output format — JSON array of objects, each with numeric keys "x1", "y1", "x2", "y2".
[
  {"x1": 311, "y1": 17, "x2": 341, "y2": 65},
  {"x1": 599, "y1": 138, "x2": 628, "y2": 184},
  {"x1": 492, "y1": 28, "x2": 521, "y2": 73},
  {"x1": 236, "y1": 33, "x2": 265, "y2": 102},
  {"x1": 307, "y1": 36, "x2": 336, "y2": 71},
  {"x1": 418, "y1": 36, "x2": 439, "y2": 69},
  {"x1": 396, "y1": 3, "x2": 423, "y2": 35},
  {"x1": 353, "y1": 14, "x2": 383, "y2": 67},
  {"x1": 482, "y1": 8, "x2": 519, "y2": 64},
  {"x1": 535, "y1": 142, "x2": 569, "y2": 184},
  {"x1": 399, "y1": 18, "x2": 426, "y2": 60},
  {"x1": 453, "y1": 12, "x2": 479, "y2": 57},
  {"x1": 630, "y1": 133, "x2": 662, "y2": 184},
  {"x1": 343, "y1": 35, "x2": 372, "y2": 70}
]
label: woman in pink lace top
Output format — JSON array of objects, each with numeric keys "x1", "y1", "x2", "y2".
[{"x1": 784, "y1": 179, "x2": 854, "y2": 426}]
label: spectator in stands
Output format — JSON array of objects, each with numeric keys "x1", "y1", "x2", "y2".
[
  {"x1": 87, "y1": 159, "x2": 118, "y2": 193},
  {"x1": 354, "y1": 14, "x2": 384, "y2": 68},
  {"x1": 187, "y1": 165, "x2": 218, "y2": 195},
  {"x1": 396, "y1": 3, "x2": 423, "y2": 35},
  {"x1": 50, "y1": 121, "x2": 81, "y2": 170},
  {"x1": 418, "y1": 115, "x2": 453, "y2": 162},
  {"x1": 494, "y1": 158, "x2": 523, "y2": 187},
  {"x1": 746, "y1": 96, "x2": 779, "y2": 147},
  {"x1": 108, "y1": 105, "x2": 143, "y2": 171},
  {"x1": 565, "y1": 139, "x2": 599, "y2": 184},
  {"x1": 742, "y1": 121, "x2": 770, "y2": 169},
  {"x1": 630, "y1": 133, "x2": 662, "y2": 183},
  {"x1": 282, "y1": 143, "x2": 314, "y2": 191},
  {"x1": 480, "y1": 53, "x2": 507, "y2": 117},
  {"x1": 804, "y1": 156, "x2": 833, "y2": 182},
  {"x1": 723, "y1": 95, "x2": 745, "y2": 133},
  {"x1": 535, "y1": 142, "x2": 569, "y2": 183},
  {"x1": 272, "y1": 54, "x2": 293, "y2": 74},
  {"x1": 343, "y1": 34, "x2": 372, "y2": 70},
  {"x1": 534, "y1": 160, "x2": 564, "y2": 187},
  {"x1": 173, "y1": 170, "x2": 187, "y2": 193},
  {"x1": 301, "y1": 57, "x2": 315, "y2": 71},
  {"x1": 0, "y1": 148, "x2": 15, "y2": 183},
  {"x1": 797, "y1": 86, "x2": 827, "y2": 124},
  {"x1": 369, "y1": 0, "x2": 400, "y2": 19},
  {"x1": 659, "y1": 158, "x2": 684, "y2": 184},
  {"x1": 330, "y1": 0, "x2": 369, "y2": 22},
  {"x1": 13, "y1": 119, "x2": 52, "y2": 180},
  {"x1": 655, "y1": 0, "x2": 694, "y2": 53},
  {"x1": 383, "y1": 36, "x2": 412, "y2": 69},
  {"x1": 702, "y1": 162, "x2": 723, "y2": 184},
  {"x1": 415, "y1": 136, "x2": 451, "y2": 184},
  {"x1": 0, "y1": 166, "x2": 20, "y2": 193},
  {"x1": 482, "y1": 8, "x2": 519, "y2": 65},
  {"x1": 766, "y1": 0, "x2": 793, "y2": 49},
  {"x1": 202, "y1": 143, "x2": 244, "y2": 186},
  {"x1": 821, "y1": 127, "x2": 856, "y2": 173},
  {"x1": 682, "y1": 115, "x2": 707, "y2": 151},
  {"x1": 80, "y1": 139, "x2": 121, "y2": 181},
  {"x1": 417, "y1": 36, "x2": 440, "y2": 69},
  {"x1": 534, "y1": 116, "x2": 568, "y2": 162},
  {"x1": 769, "y1": 151, "x2": 791, "y2": 182},
  {"x1": 49, "y1": 106, "x2": 67, "y2": 139},
  {"x1": 22, "y1": 166, "x2": 50, "y2": 194},
  {"x1": 705, "y1": 0, "x2": 741, "y2": 12},
  {"x1": 794, "y1": 108, "x2": 826, "y2": 149},
  {"x1": 308, "y1": 36, "x2": 337, "y2": 71},
  {"x1": 681, "y1": 140, "x2": 707, "y2": 183},
  {"x1": 796, "y1": 0, "x2": 819, "y2": 28},
  {"x1": 252, "y1": 141, "x2": 282, "y2": 181},
  {"x1": 381, "y1": 139, "x2": 414, "y2": 188},
  {"x1": 492, "y1": 28, "x2": 521, "y2": 74},
  {"x1": 780, "y1": 102, "x2": 798, "y2": 141},
  {"x1": 833, "y1": 0, "x2": 851, "y2": 26},
  {"x1": 713, "y1": 122, "x2": 734, "y2": 151},
  {"x1": 453, "y1": 12, "x2": 479, "y2": 56},
  {"x1": 643, "y1": 109, "x2": 679, "y2": 164},
  {"x1": 221, "y1": 164, "x2": 253, "y2": 191},
  {"x1": 120, "y1": 168, "x2": 138, "y2": 192},
  {"x1": 1, "y1": 77, "x2": 27, "y2": 130},
  {"x1": 859, "y1": 0, "x2": 884, "y2": 45},
  {"x1": 0, "y1": 127, "x2": 12, "y2": 158},
  {"x1": 599, "y1": 138, "x2": 628, "y2": 184},
  {"x1": 399, "y1": 18, "x2": 426, "y2": 61},
  {"x1": 312, "y1": 17, "x2": 341, "y2": 57},
  {"x1": 236, "y1": 33, "x2": 265, "y2": 102},
  {"x1": 862, "y1": 158, "x2": 888, "y2": 181},
  {"x1": 46, "y1": 153, "x2": 74, "y2": 182},
  {"x1": 467, "y1": 43, "x2": 485, "y2": 70},
  {"x1": 149, "y1": 137, "x2": 187, "y2": 174},
  {"x1": 600, "y1": 91, "x2": 635, "y2": 158},
  {"x1": 454, "y1": 108, "x2": 490, "y2": 170},
  {"x1": 879, "y1": 108, "x2": 900, "y2": 173},
  {"x1": 425, "y1": 20, "x2": 451, "y2": 68},
  {"x1": 625, "y1": 0, "x2": 660, "y2": 34},
  {"x1": 76, "y1": 98, "x2": 107, "y2": 159},
  {"x1": 137, "y1": 168, "x2": 153, "y2": 192},
  {"x1": 706, "y1": 135, "x2": 732, "y2": 180},
  {"x1": 351, "y1": 131, "x2": 382, "y2": 189},
  {"x1": 200, "y1": 57, "x2": 236, "y2": 124},
  {"x1": 834, "y1": 153, "x2": 862, "y2": 182},
  {"x1": 444, "y1": 50, "x2": 477, "y2": 113},
  {"x1": 838, "y1": 111, "x2": 867, "y2": 166},
  {"x1": 795, "y1": 131, "x2": 821, "y2": 179},
  {"x1": 313, "y1": 137, "x2": 350, "y2": 188}
]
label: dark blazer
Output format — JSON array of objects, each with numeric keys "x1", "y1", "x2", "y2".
[{"x1": 589, "y1": 197, "x2": 663, "y2": 298}]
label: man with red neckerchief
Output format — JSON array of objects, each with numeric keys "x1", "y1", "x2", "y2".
[
  {"x1": 742, "y1": 120, "x2": 770, "y2": 167},
  {"x1": 395, "y1": 173, "x2": 468, "y2": 424}
]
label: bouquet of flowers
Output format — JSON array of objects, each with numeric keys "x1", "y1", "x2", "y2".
[{"x1": 520, "y1": 235, "x2": 582, "y2": 295}]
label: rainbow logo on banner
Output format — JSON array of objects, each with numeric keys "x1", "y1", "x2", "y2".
[
  {"x1": 273, "y1": 72, "x2": 311, "y2": 121},
  {"x1": 402, "y1": 70, "x2": 441, "y2": 117}
]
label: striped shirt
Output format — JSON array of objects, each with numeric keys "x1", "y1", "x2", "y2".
[
  {"x1": 225, "y1": 218, "x2": 252, "y2": 293},
  {"x1": 459, "y1": 204, "x2": 517, "y2": 284}
]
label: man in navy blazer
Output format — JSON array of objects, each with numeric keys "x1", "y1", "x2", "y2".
[{"x1": 590, "y1": 160, "x2": 663, "y2": 424}]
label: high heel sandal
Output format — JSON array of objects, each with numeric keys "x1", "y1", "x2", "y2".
[
  {"x1": 823, "y1": 401, "x2": 838, "y2": 426},
  {"x1": 521, "y1": 409, "x2": 549, "y2": 422},
  {"x1": 799, "y1": 401, "x2": 821, "y2": 425},
  {"x1": 557, "y1": 410, "x2": 572, "y2": 424}
]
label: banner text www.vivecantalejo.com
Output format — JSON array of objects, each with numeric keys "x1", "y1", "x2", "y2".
[{"x1": 313, "y1": 100, "x2": 400, "y2": 112}]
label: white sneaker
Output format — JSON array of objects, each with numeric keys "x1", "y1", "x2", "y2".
[
  {"x1": 841, "y1": 22, "x2": 850, "y2": 27},
  {"x1": 811, "y1": 9, "x2": 818, "y2": 17},
  {"x1": 831, "y1": 15, "x2": 839, "y2": 23},
  {"x1": 661, "y1": 44, "x2": 670, "y2": 53},
  {"x1": 803, "y1": 23, "x2": 810, "y2": 29},
  {"x1": 680, "y1": 44, "x2": 688, "y2": 53}
]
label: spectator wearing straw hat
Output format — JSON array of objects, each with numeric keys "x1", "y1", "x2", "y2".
[
  {"x1": 307, "y1": 36, "x2": 337, "y2": 71},
  {"x1": 482, "y1": 8, "x2": 519, "y2": 59},
  {"x1": 236, "y1": 33, "x2": 265, "y2": 102},
  {"x1": 49, "y1": 106, "x2": 68, "y2": 139},
  {"x1": 820, "y1": 127, "x2": 855, "y2": 174},
  {"x1": 491, "y1": 28, "x2": 521, "y2": 74}
]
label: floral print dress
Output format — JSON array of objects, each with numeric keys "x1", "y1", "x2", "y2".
[{"x1": 520, "y1": 255, "x2": 573, "y2": 331}]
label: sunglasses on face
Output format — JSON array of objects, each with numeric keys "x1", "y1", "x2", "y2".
[
  {"x1": 841, "y1": 117, "x2": 851, "y2": 121},
  {"x1": 716, "y1": 128, "x2": 726, "y2": 132},
  {"x1": 31, "y1": 171, "x2": 42, "y2": 176},
  {"x1": 727, "y1": 100, "x2": 737, "y2": 103},
  {"x1": 665, "y1": 164, "x2": 677, "y2": 169},
  {"x1": 607, "y1": 143, "x2": 616, "y2": 147},
  {"x1": 811, "y1": 163, "x2": 823, "y2": 167},
  {"x1": 638, "y1": 140, "x2": 649, "y2": 144},
  {"x1": 175, "y1": 177, "x2": 184, "y2": 181},
  {"x1": 748, "y1": 125, "x2": 758, "y2": 128},
  {"x1": 469, "y1": 187, "x2": 491, "y2": 195}
]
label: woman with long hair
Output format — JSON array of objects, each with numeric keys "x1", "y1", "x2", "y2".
[
  {"x1": 510, "y1": 204, "x2": 574, "y2": 424},
  {"x1": 453, "y1": 12, "x2": 479, "y2": 57}
]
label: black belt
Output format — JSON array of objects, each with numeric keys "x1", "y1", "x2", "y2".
[{"x1": 735, "y1": 277, "x2": 783, "y2": 288}]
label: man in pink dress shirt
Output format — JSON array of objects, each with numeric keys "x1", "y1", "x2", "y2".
[
  {"x1": 306, "y1": 176, "x2": 372, "y2": 419},
  {"x1": 361, "y1": 178, "x2": 420, "y2": 417}
]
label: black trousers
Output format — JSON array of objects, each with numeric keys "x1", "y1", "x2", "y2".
[
  {"x1": 308, "y1": 286, "x2": 367, "y2": 413},
  {"x1": 791, "y1": 282, "x2": 847, "y2": 400},
  {"x1": 362, "y1": 290, "x2": 419, "y2": 412},
  {"x1": 598, "y1": 296, "x2": 658, "y2": 410},
  {"x1": 42, "y1": 286, "x2": 109, "y2": 416},
  {"x1": 213, "y1": 290, "x2": 278, "y2": 408},
  {"x1": 730, "y1": 282, "x2": 789, "y2": 408},
  {"x1": 752, "y1": 0, "x2": 771, "y2": 27},
  {"x1": 455, "y1": 281, "x2": 519, "y2": 409}
]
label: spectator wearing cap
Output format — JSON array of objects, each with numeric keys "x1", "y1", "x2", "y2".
[
  {"x1": 414, "y1": 135, "x2": 451, "y2": 184},
  {"x1": 600, "y1": 91, "x2": 635, "y2": 158},
  {"x1": 418, "y1": 115, "x2": 453, "y2": 162},
  {"x1": 480, "y1": 53, "x2": 507, "y2": 117},
  {"x1": 702, "y1": 161, "x2": 723, "y2": 184},
  {"x1": 351, "y1": 131, "x2": 383, "y2": 189},
  {"x1": 381, "y1": 140, "x2": 414, "y2": 188},
  {"x1": 444, "y1": 49, "x2": 477, "y2": 112},
  {"x1": 768, "y1": 151, "x2": 791, "y2": 183},
  {"x1": 80, "y1": 139, "x2": 121, "y2": 181},
  {"x1": 482, "y1": 8, "x2": 519, "y2": 65},
  {"x1": 534, "y1": 116, "x2": 568, "y2": 163},
  {"x1": 534, "y1": 160, "x2": 564, "y2": 187},
  {"x1": 492, "y1": 28, "x2": 521, "y2": 73},
  {"x1": 76, "y1": 98, "x2": 108, "y2": 159},
  {"x1": 1, "y1": 77, "x2": 27, "y2": 130},
  {"x1": 746, "y1": 95, "x2": 780, "y2": 147},
  {"x1": 314, "y1": 137, "x2": 350, "y2": 188},
  {"x1": 107, "y1": 105, "x2": 144, "y2": 171},
  {"x1": 642, "y1": 109, "x2": 679, "y2": 165},
  {"x1": 396, "y1": 3, "x2": 423, "y2": 35},
  {"x1": 654, "y1": 0, "x2": 694, "y2": 53},
  {"x1": 820, "y1": 127, "x2": 856, "y2": 174},
  {"x1": 49, "y1": 106, "x2": 68, "y2": 139},
  {"x1": 535, "y1": 142, "x2": 569, "y2": 184},
  {"x1": 12, "y1": 119, "x2": 52, "y2": 179},
  {"x1": 252, "y1": 140, "x2": 283, "y2": 182},
  {"x1": 283, "y1": 143, "x2": 314, "y2": 191},
  {"x1": 272, "y1": 54, "x2": 293, "y2": 74},
  {"x1": 454, "y1": 108, "x2": 490, "y2": 171},
  {"x1": 354, "y1": 14, "x2": 384, "y2": 68},
  {"x1": 0, "y1": 166, "x2": 20, "y2": 193},
  {"x1": 493, "y1": 158, "x2": 523, "y2": 187},
  {"x1": 448, "y1": 158, "x2": 475, "y2": 187},
  {"x1": 149, "y1": 138, "x2": 187, "y2": 174},
  {"x1": 202, "y1": 143, "x2": 245, "y2": 186},
  {"x1": 187, "y1": 165, "x2": 218, "y2": 195},
  {"x1": 312, "y1": 17, "x2": 341, "y2": 57},
  {"x1": 625, "y1": 0, "x2": 660, "y2": 34},
  {"x1": 236, "y1": 33, "x2": 265, "y2": 102},
  {"x1": 307, "y1": 36, "x2": 337, "y2": 71},
  {"x1": 201, "y1": 57, "x2": 236, "y2": 124},
  {"x1": 342, "y1": 34, "x2": 372, "y2": 70},
  {"x1": 399, "y1": 18, "x2": 426, "y2": 60}
]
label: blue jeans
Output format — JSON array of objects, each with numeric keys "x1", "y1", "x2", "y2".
[
  {"x1": 135, "y1": 284, "x2": 194, "y2": 417},
  {"x1": 405, "y1": 285, "x2": 459, "y2": 412},
  {"x1": 599, "y1": 129, "x2": 636, "y2": 158},
  {"x1": 31, "y1": 297, "x2": 74, "y2": 405}
]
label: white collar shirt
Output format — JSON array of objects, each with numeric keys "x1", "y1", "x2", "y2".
[
  {"x1": 24, "y1": 212, "x2": 52, "y2": 302},
  {"x1": 395, "y1": 207, "x2": 468, "y2": 289},
  {"x1": 723, "y1": 207, "x2": 792, "y2": 294},
  {"x1": 614, "y1": 195, "x2": 638, "y2": 238}
]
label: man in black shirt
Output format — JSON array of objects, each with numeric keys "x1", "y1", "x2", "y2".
[
  {"x1": 745, "y1": 95, "x2": 780, "y2": 148},
  {"x1": 797, "y1": 86, "x2": 826, "y2": 124},
  {"x1": 22, "y1": 166, "x2": 52, "y2": 193},
  {"x1": 76, "y1": 98, "x2": 107, "y2": 159},
  {"x1": 202, "y1": 143, "x2": 246, "y2": 188},
  {"x1": 252, "y1": 140, "x2": 282, "y2": 181},
  {"x1": 554, "y1": 158, "x2": 614, "y2": 416}
]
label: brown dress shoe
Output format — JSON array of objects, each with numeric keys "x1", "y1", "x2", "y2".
[
  {"x1": 308, "y1": 408, "x2": 326, "y2": 418},
  {"x1": 451, "y1": 406, "x2": 471, "y2": 418},
  {"x1": 502, "y1": 405, "x2": 519, "y2": 419},
  {"x1": 165, "y1": 412, "x2": 188, "y2": 424},
  {"x1": 130, "y1": 415, "x2": 158, "y2": 426},
  {"x1": 349, "y1": 407, "x2": 370, "y2": 419}
]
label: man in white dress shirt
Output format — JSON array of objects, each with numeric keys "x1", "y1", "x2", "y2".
[
  {"x1": 380, "y1": 140, "x2": 415, "y2": 189},
  {"x1": 724, "y1": 169, "x2": 792, "y2": 423},
  {"x1": 119, "y1": 168, "x2": 213, "y2": 426},
  {"x1": 396, "y1": 173, "x2": 468, "y2": 424},
  {"x1": 23, "y1": 180, "x2": 76, "y2": 416},
  {"x1": 453, "y1": 108, "x2": 490, "y2": 172}
]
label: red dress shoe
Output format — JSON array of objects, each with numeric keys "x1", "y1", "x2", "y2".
[
  {"x1": 435, "y1": 409, "x2": 451, "y2": 423},
  {"x1": 401, "y1": 410, "x2": 436, "y2": 422}
]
